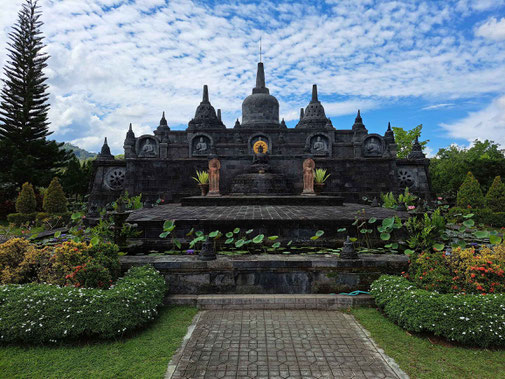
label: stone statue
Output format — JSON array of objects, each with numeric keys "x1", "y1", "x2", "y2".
[
  {"x1": 313, "y1": 136, "x2": 327, "y2": 152},
  {"x1": 365, "y1": 138, "x2": 382, "y2": 155},
  {"x1": 208, "y1": 158, "x2": 221, "y2": 196},
  {"x1": 302, "y1": 158, "x2": 315, "y2": 195},
  {"x1": 195, "y1": 137, "x2": 208, "y2": 152},
  {"x1": 142, "y1": 139, "x2": 154, "y2": 154}
]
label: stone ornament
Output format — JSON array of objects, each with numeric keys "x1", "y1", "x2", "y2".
[
  {"x1": 191, "y1": 134, "x2": 212, "y2": 156},
  {"x1": 302, "y1": 158, "x2": 316, "y2": 196},
  {"x1": 362, "y1": 135, "x2": 384, "y2": 157},
  {"x1": 136, "y1": 136, "x2": 159, "y2": 158},
  {"x1": 398, "y1": 168, "x2": 415, "y2": 188},
  {"x1": 249, "y1": 135, "x2": 270, "y2": 155},
  {"x1": 104, "y1": 167, "x2": 126, "y2": 190},
  {"x1": 208, "y1": 158, "x2": 221, "y2": 196},
  {"x1": 310, "y1": 135, "x2": 329, "y2": 156}
]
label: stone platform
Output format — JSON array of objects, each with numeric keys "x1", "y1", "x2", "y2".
[
  {"x1": 120, "y1": 254, "x2": 408, "y2": 294},
  {"x1": 181, "y1": 195, "x2": 344, "y2": 206},
  {"x1": 126, "y1": 203, "x2": 407, "y2": 252}
]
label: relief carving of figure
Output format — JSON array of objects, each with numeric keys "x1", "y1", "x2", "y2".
[
  {"x1": 142, "y1": 139, "x2": 154, "y2": 154},
  {"x1": 313, "y1": 136, "x2": 327, "y2": 152},
  {"x1": 195, "y1": 137, "x2": 208, "y2": 152},
  {"x1": 302, "y1": 158, "x2": 315, "y2": 195},
  {"x1": 208, "y1": 158, "x2": 221, "y2": 196},
  {"x1": 365, "y1": 138, "x2": 382, "y2": 156}
]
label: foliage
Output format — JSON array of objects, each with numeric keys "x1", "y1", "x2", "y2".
[
  {"x1": 6, "y1": 212, "x2": 37, "y2": 226},
  {"x1": 314, "y1": 168, "x2": 330, "y2": 184},
  {"x1": 42, "y1": 177, "x2": 68, "y2": 214},
  {"x1": 371, "y1": 275, "x2": 505, "y2": 347},
  {"x1": 448, "y1": 206, "x2": 505, "y2": 228},
  {"x1": 0, "y1": 265, "x2": 166, "y2": 344},
  {"x1": 351, "y1": 307, "x2": 505, "y2": 379},
  {"x1": 15, "y1": 182, "x2": 37, "y2": 214},
  {"x1": 66, "y1": 260, "x2": 112, "y2": 289},
  {"x1": 381, "y1": 192, "x2": 397, "y2": 209},
  {"x1": 0, "y1": 0, "x2": 71, "y2": 189},
  {"x1": 192, "y1": 170, "x2": 209, "y2": 185},
  {"x1": 404, "y1": 208, "x2": 446, "y2": 252},
  {"x1": 112, "y1": 191, "x2": 143, "y2": 211},
  {"x1": 457, "y1": 172, "x2": 485, "y2": 209},
  {"x1": 35, "y1": 211, "x2": 71, "y2": 229},
  {"x1": 398, "y1": 187, "x2": 417, "y2": 206},
  {"x1": 0, "y1": 238, "x2": 37, "y2": 284},
  {"x1": 391, "y1": 124, "x2": 428, "y2": 158},
  {"x1": 430, "y1": 140, "x2": 505, "y2": 199},
  {"x1": 485, "y1": 176, "x2": 505, "y2": 212},
  {"x1": 407, "y1": 250, "x2": 457, "y2": 293},
  {"x1": 60, "y1": 157, "x2": 94, "y2": 199}
]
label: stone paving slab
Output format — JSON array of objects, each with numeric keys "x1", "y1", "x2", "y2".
[{"x1": 166, "y1": 310, "x2": 407, "y2": 379}]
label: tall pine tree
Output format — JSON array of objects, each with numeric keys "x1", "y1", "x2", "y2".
[{"x1": 0, "y1": 0, "x2": 70, "y2": 192}]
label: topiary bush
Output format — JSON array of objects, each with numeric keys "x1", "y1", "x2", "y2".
[
  {"x1": 6, "y1": 212, "x2": 37, "y2": 226},
  {"x1": 485, "y1": 176, "x2": 505, "y2": 212},
  {"x1": 15, "y1": 182, "x2": 37, "y2": 214},
  {"x1": 0, "y1": 265, "x2": 166, "y2": 344},
  {"x1": 456, "y1": 172, "x2": 485, "y2": 209},
  {"x1": 43, "y1": 177, "x2": 68, "y2": 214},
  {"x1": 371, "y1": 275, "x2": 505, "y2": 347}
]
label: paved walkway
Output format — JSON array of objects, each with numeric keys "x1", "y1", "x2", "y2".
[{"x1": 166, "y1": 310, "x2": 407, "y2": 379}]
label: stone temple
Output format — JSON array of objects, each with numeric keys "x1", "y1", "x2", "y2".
[{"x1": 88, "y1": 61, "x2": 430, "y2": 213}]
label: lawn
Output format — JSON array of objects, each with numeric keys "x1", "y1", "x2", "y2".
[
  {"x1": 0, "y1": 306, "x2": 198, "y2": 379},
  {"x1": 351, "y1": 307, "x2": 505, "y2": 379}
]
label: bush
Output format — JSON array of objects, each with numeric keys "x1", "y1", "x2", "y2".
[
  {"x1": 66, "y1": 260, "x2": 112, "y2": 289},
  {"x1": 6, "y1": 212, "x2": 37, "y2": 226},
  {"x1": 407, "y1": 250, "x2": 454, "y2": 293},
  {"x1": 43, "y1": 177, "x2": 68, "y2": 214},
  {"x1": 457, "y1": 172, "x2": 484, "y2": 209},
  {"x1": 35, "y1": 211, "x2": 71, "y2": 228},
  {"x1": 485, "y1": 176, "x2": 505, "y2": 212},
  {"x1": 447, "y1": 207, "x2": 505, "y2": 227},
  {"x1": 0, "y1": 238, "x2": 37, "y2": 284},
  {"x1": 15, "y1": 182, "x2": 37, "y2": 214},
  {"x1": 371, "y1": 275, "x2": 505, "y2": 347},
  {"x1": 0, "y1": 265, "x2": 166, "y2": 344}
]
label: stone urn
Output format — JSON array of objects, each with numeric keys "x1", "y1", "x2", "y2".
[
  {"x1": 314, "y1": 182, "x2": 325, "y2": 195},
  {"x1": 198, "y1": 183, "x2": 209, "y2": 196}
]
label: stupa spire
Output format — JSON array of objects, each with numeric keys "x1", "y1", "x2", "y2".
[
  {"x1": 311, "y1": 84, "x2": 318, "y2": 102},
  {"x1": 160, "y1": 111, "x2": 168, "y2": 126},
  {"x1": 256, "y1": 62, "x2": 266, "y2": 89},
  {"x1": 202, "y1": 85, "x2": 209, "y2": 103}
]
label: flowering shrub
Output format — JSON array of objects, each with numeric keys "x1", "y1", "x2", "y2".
[
  {"x1": 0, "y1": 265, "x2": 166, "y2": 344},
  {"x1": 66, "y1": 260, "x2": 112, "y2": 289},
  {"x1": 0, "y1": 238, "x2": 37, "y2": 284},
  {"x1": 408, "y1": 250, "x2": 454, "y2": 293},
  {"x1": 371, "y1": 275, "x2": 505, "y2": 347}
]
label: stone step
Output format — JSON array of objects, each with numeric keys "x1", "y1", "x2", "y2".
[{"x1": 165, "y1": 293, "x2": 374, "y2": 310}]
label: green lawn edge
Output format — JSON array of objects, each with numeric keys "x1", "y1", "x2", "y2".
[
  {"x1": 350, "y1": 307, "x2": 505, "y2": 379},
  {"x1": 0, "y1": 306, "x2": 198, "y2": 379}
]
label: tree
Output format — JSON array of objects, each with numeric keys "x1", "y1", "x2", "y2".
[
  {"x1": 485, "y1": 176, "x2": 505, "y2": 212},
  {"x1": 43, "y1": 177, "x2": 67, "y2": 213},
  {"x1": 60, "y1": 157, "x2": 94, "y2": 199},
  {"x1": 0, "y1": 0, "x2": 70, "y2": 191},
  {"x1": 392, "y1": 124, "x2": 429, "y2": 158},
  {"x1": 15, "y1": 182, "x2": 36, "y2": 214},
  {"x1": 457, "y1": 172, "x2": 485, "y2": 209}
]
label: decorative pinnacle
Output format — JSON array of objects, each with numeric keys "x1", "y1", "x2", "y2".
[
  {"x1": 129, "y1": 123, "x2": 132, "y2": 131},
  {"x1": 160, "y1": 111, "x2": 168, "y2": 126},
  {"x1": 202, "y1": 85, "x2": 209, "y2": 103},
  {"x1": 387, "y1": 121, "x2": 391, "y2": 130},
  {"x1": 300, "y1": 108, "x2": 305, "y2": 120},
  {"x1": 311, "y1": 84, "x2": 318, "y2": 102},
  {"x1": 217, "y1": 109, "x2": 221, "y2": 121},
  {"x1": 256, "y1": 62, "x2": 265, "y2": 89},
  {"x1": 104, "y1": 137, "x2": 108, "y2": 145}
]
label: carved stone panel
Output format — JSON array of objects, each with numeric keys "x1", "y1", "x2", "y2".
[
  {"x1": 309, "y1": 134, "x2": 330, "y2": 156},
  {"x1": 104, "y1": 167, "x2": 126, "y2": 190},
  {"x1": 191, "y1": 134, "x2": 212, "y2": 156},
  {"x1": 362, "y1": 135, "x2": 384, "y2": 157},
  {"x1": 136, "y1": 136, "x2": 159, "y2": 158},
  {"x1": 398, "y1": 168, "x2": 416, "y2": 188}
]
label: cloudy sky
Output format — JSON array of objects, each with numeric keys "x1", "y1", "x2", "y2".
[{"x1": 1, "y1": 0, "x2": 505, "y2": 155}]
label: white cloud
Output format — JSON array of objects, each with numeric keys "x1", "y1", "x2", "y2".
[
  {"x1": 476, "y1": 17, "x2": 505, "y2": 40},
  {"x1": 441, "y1": 95, "x2": 505, "y2": 147},
  {"x1": 422, "y1": 103, "x2": 454, "y2": 110},
  {"x1": 0, "y1": 0, "x2": 505, "y2": 153}
]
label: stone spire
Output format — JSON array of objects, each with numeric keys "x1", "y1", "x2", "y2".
[
  {"x1": 234, "y1": 118, "x2": 241, "y2": 128},
  {"x1": 408, "y1": 135, "x2": 426, "y2": 159},
  {"x1": 253, "y1": 62, "x2": 268, "y2": 94},
  {"x1": 124, "y1": 123, "x2": 135, "y2": 146},
  {"x1": 300, "y1": 108, "x2": 304, "y2": 120},
  {"x1": 280, "y1": 118, "x2": 287, "y2": 128},
  {"x1": 217, "y1": 109, "x2": 221, "y2": 121},
  {"x1": 352, "y1": 109, "x2": 367, "y2": 132},
  {"x1": 154, "y1": 111, "x2": 170, "y2": 142},
  {"x1": 188, "y1": 85, "x2": 225, "y2": 130},
  {"x1": 159, "y1": 111, "x2": 168, "y2": 127},
  {"x1": 98, "y1": 137, "x2": 114, "y2": 160},
  {"x1": 384, "y1": 121, "x2": 395, "y2": 144},
  {"x1": 296, "y1": 84, "x2": 330, "y2": 129}
]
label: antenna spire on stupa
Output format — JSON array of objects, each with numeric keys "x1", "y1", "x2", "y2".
[{"x1": 259, "y1": 36, "x2": 262, "y2": 63}]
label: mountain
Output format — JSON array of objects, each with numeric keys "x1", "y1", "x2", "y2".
[{"x1": 61, "y1": 142, "x2": 97, "y2": 160}]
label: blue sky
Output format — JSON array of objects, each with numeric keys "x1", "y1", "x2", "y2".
[{"x1": 1, "y1": 0, "x2": 505, "y2": 155}]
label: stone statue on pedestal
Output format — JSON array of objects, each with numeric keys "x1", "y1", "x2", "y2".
[
  {"x1": 302, "y1": 158, "x2": 315, "y2": 195},
  {"x1": 208, "y1": 158, "x2": 221, "y2": 196}
]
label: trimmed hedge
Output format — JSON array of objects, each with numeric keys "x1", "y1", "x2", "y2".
[
  {"x1": 6, "y1": 212, "x2": 37, "y2": 226},
  {"x1": 370, "y1": 275, "x2": 505, "y2": 347},
  {"x1": 0, "y1": 265, "x2": 166, "y2": 344}
]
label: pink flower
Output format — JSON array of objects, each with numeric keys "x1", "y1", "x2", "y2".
[
  {"x1": 408, "y1": 205, "x2": 416, "y2": 210},
  {"x1": 437, "y1": 197, "x2": 442, "y2": 200}
]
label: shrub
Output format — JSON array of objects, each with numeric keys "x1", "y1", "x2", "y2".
[
  {"x1": 485, "y1": 176, "x2": 505, "y2": 212},
  {"x1": 35, "y1": 211, "x2": 71, "y2": 228},
  {"x1": 6, "y1": 212, "x2": 37, "y2": 226},
  {"x1": 371, "y1": 275, "x2": 505, "y2": 347},
  {"x1": 457, "y1": 172, "x2": 484, "y2": 209},
  {"x1": 66, "y1": 260, "x2": 112, "y2": 289},
  {"x1": 407, "y1": 250, "x2": 454, "y2": 293},
  {"x1": 0, "y1": 238, "x2": 37, "y2": 284},
  {"x1": 15, "y1": 182, "x2": 37, "y2": 214},
  {"x1": 43, "y1": 177, "x2": 68, "y2": 214},
  {"x1": 87, "y1": 242, "x2": 121, "y2": 282},
  {"x1": 0, "y1": 265, "x2": 166, "y2": 344},
  {"x1": 447, "y1": 207, "x2": 505, "y2": 227}
]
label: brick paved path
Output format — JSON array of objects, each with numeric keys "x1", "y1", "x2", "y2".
[{"x1": 167, "y1": 310, "x2": 406, "y2": 379}]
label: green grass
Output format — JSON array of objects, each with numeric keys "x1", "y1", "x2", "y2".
[
  {"x1": 351, "y1": 307, "x2": 505, "y2": 379},
  {"x1": 0, "y1": 306, "x2": 198, "y2": 379}
]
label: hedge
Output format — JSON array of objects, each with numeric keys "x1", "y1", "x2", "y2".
[
  {"x1": 370, "y1": 275, "x2": 505, "y2": 347},
  {"x1": 0, "y1": 265, "x2": 166, "y2": 344}
]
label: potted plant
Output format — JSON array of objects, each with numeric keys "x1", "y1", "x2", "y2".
[
  {"x1": 314, "y1": 168, "x2": 330, "y2": 195},
  {"x1": 192, "y1": 170, "x2": 209, "y2": 196}
]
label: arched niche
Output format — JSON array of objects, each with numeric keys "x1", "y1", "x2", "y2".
[
  {"x1": 136, "y1": 135, "x2": 160, "y2": 158},
  {"x1": 190, "y1": 133, "x2": 213, "y2": 157}
]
